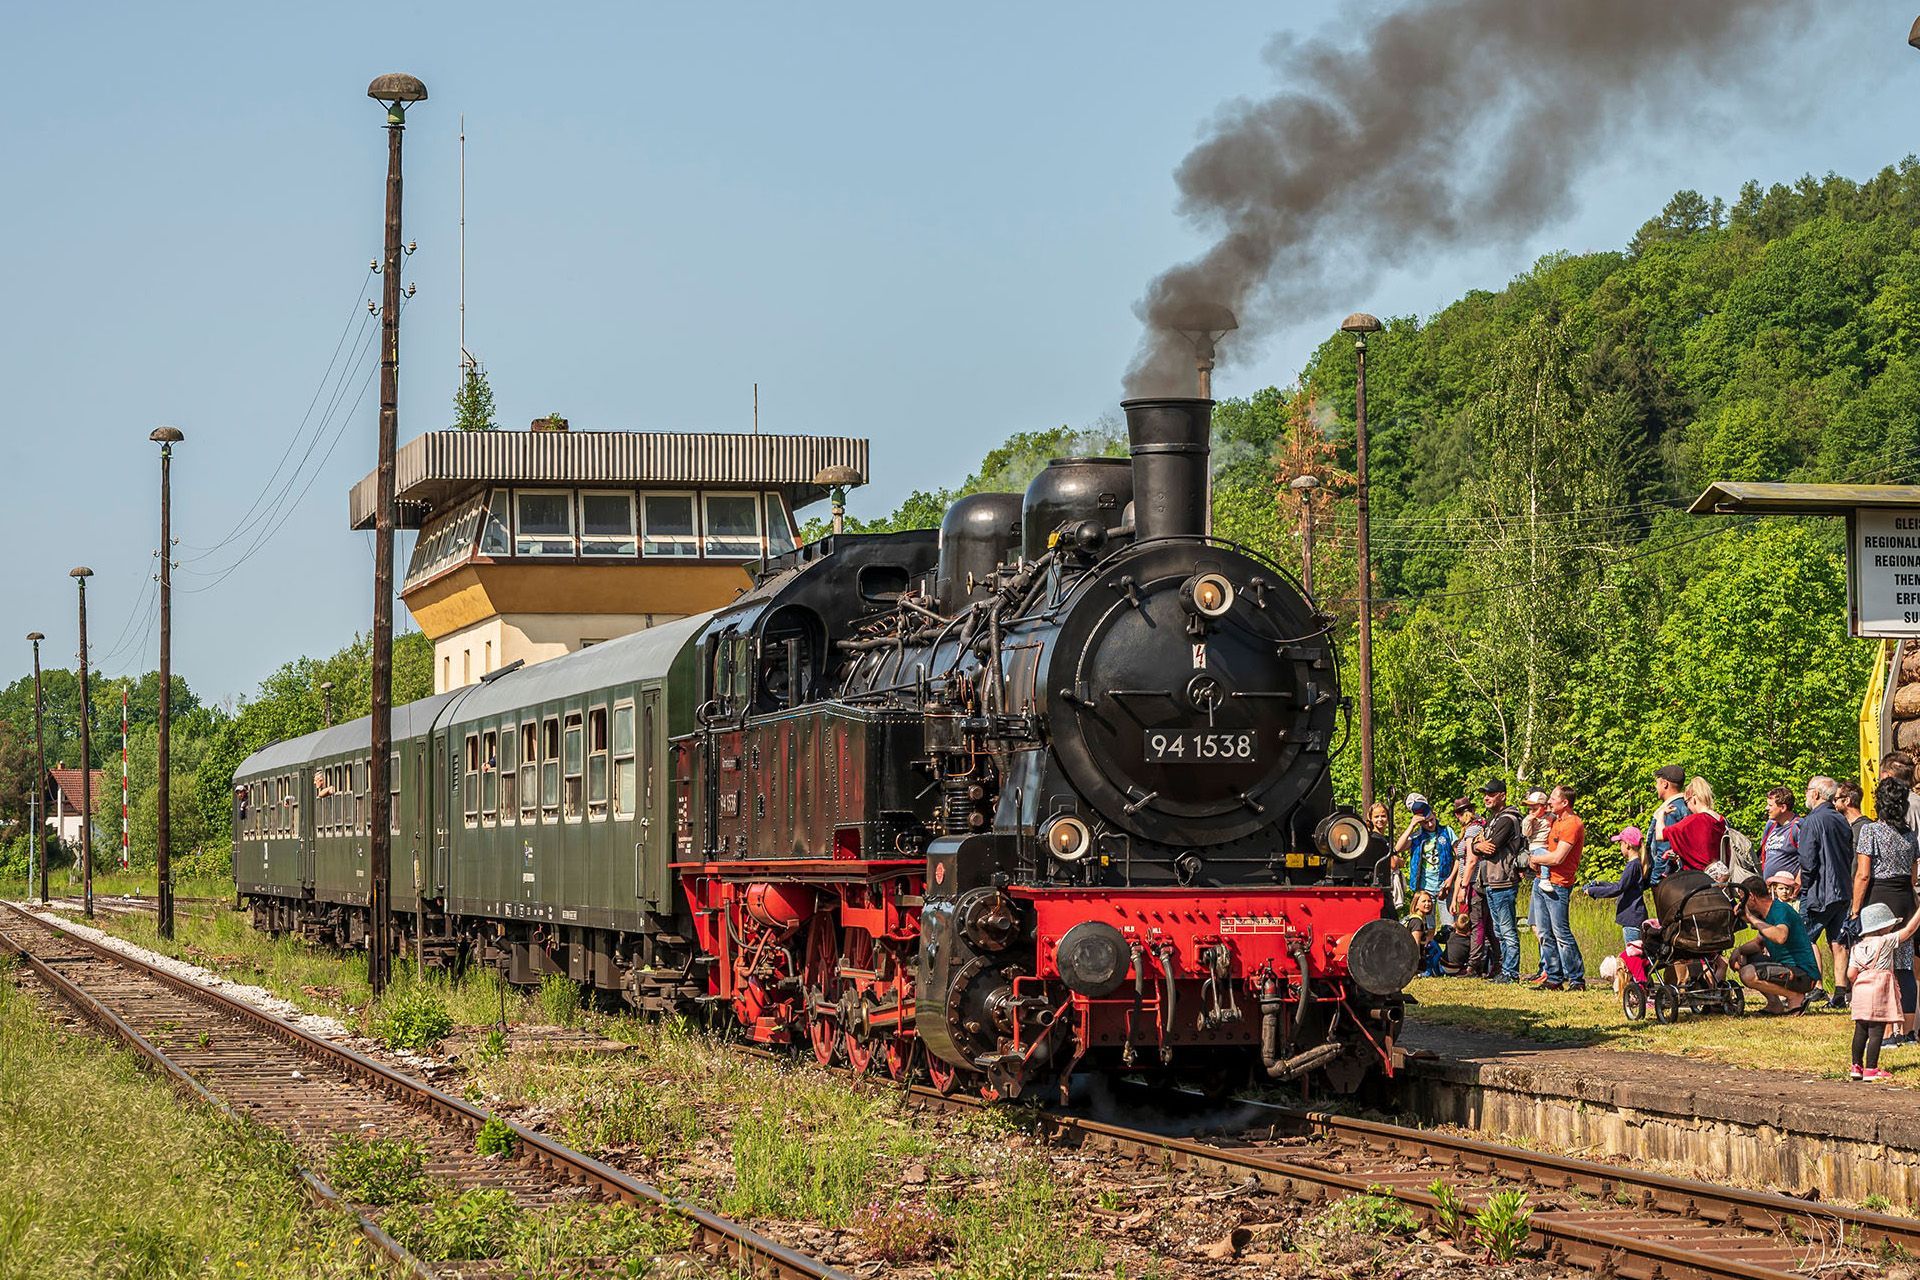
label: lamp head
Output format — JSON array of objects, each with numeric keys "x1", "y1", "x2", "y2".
[
  {"x1": 812, "y1": 465, "x2": 860, "y2": 488},
  {"x1": 149, "y1": 426, "x2": 184, "y2": 445},
  {"x1": 1340, "y1": 312, "x2": 1384, "y2": 335},
  {"x1": 26, "y1": 632, "x2": 43, "y2": 643},
  {"x1": 368, "y1": 73, "x2": 428, "y2": 124},
  {"x1": 1909, "y1": 15, "x2": 1920, "y2": 50},
  {"x1": 1288, "y1": 474, "x2": 1322, "y2": 493},
  {"x1": 69, "y1": 567, "x2": 93, "y2": 580}
]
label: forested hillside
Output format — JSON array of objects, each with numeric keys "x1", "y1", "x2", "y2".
[{"x1": 845, "y1": 162, "x2": 1920, "y2": 864}]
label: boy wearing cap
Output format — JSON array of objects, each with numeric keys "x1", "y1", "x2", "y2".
[
  {"x1": 1650, "y1": 766, "x2": 1689, "y2": 884},
  {"x1": 1396, "y1": 793, "x2": 1456, "y2": 930}
]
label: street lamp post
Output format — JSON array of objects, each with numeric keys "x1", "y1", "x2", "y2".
[
  {"x1": 366, "y1": 72, "x2": 427, "y2": 996},
  {"x1": 320, "y1": 680, "x2": 335, "y2": 727},
  {"x1": 26, "y1": 632, "x2": 45, "y2": 903},
  {"x1": 1340, "y1": 312, "x2": 1384, "y2": 816},
  {"x1": 1288, "y1": 474, "x2": 1322, "y2": 599},
  {"x1": 70, "y1": 567, "x2": 95, "y2": 920},
  {"x1": 150, "y1": 426, "x2": 184, "y2": 939}
]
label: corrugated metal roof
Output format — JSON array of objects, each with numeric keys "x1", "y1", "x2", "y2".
[
  {"x1": 351, "y1": 430, "x2": 868, "y2": 529},
  {"x1": 1689, "y1": 481, "x2": 1920, "y2": 515},
  {"x1": 232, "y1": 613, "x2": 715, "y2": 777}
]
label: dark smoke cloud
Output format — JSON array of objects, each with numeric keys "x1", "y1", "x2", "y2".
[{"x1": 1126, "y1": 0, "x2": 1805, "y2": 396}]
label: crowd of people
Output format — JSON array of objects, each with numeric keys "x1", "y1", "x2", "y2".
[{"x1": 1373, "y1": 756, "x2": 1920, "y2": 1082}]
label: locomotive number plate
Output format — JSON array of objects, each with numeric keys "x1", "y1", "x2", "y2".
[{"x1": 1145, "y1": 730, "x2": 1258, "y2": 762}]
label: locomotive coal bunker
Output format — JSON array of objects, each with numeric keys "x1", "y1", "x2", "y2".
[{"x1": 234, "y1": 396, "x2": 1414, "y2": 1100}]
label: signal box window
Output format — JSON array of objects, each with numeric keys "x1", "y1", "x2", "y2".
[
  {"x1": 499, "y1": 728, "x2": 517, "y2": 824},
  {"x1": 642, "y1": 494, "x2": 698, "y2": 558},
  {"x1": 563, "y1": 712, "x2": 585, "y2": 820},
  {"x1": 612, "y1": 703, "x2": 635, "y2": 819},
  {"x1": 587, "y1": 707, "x2": 609, "y2": 819},
  {"x1": 580, "y1": 492, "x2": 637, "y2": 557},
  {"x1": 541, "y1": 717, "x2": 561, "y2": 822},
  {"x1": 480, "y1": 489, "x2": 512, "y2": 556},
  {"x1": 464, "y1": 734, "x2": 481, "y2": 828},
  {"x1": 515, "y1": 490, "x2": 574, "y2": 557},
  {"x1": 520, "y1": 723, "x2": 539, "y2": 823},
  {"x1": 703, "y1": 493, "x2": 762, "y2": 559}
]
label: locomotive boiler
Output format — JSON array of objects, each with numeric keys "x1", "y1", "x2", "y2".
[{"x1": 233, "y1": 397, "x2": 1414, "y2": 1101}]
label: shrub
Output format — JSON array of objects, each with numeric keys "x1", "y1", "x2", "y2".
[
  {"x1": 377, "y1": 984, "x2": 453, "y2": 1052},
  {"x1": 475, "y1": 1117, "x2": 515, "y2": 1158},
  {"x1": 323, "y1": 1135, "x2": 431, "y2": 1206}
]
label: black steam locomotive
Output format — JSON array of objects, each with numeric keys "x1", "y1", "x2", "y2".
[{"x1": 235, "y1": 397, "x2": 1413, "y2": 1099}]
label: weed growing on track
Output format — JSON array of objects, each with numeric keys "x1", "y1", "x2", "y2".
[
  {"x1": 373, "y1": 980, "x2": 455, "y2": 1051},
  {"x1": 537, "y1": 972, "x2": 583, "y2": 1025},
  {"x1": 0, "y1": 976, "x2": 374, "y2": 1277},
  {"x1": 323, "y1": 1134, "x2": 433, "y2": 1205},
  {"x1": 1472, "y1": 1188, "x2": 1534, "y2": 1261},
  {"x1": 383, "y1": 1191, "x2": 692, "y2": 1269},
  {"x1": 474, "y1": 1116, "x2": 515, "y2": 1157}
]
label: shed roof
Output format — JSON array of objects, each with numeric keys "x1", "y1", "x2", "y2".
[
  {"x1": 350, "y1": 430, "x2": 868, "y2": 529},
  {"x1": 1688, "y1": 481, "x2": 1920, "y2": 516}
]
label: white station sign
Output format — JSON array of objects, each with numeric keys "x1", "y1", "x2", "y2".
[{"x1": 1849, "y1": 507, "x2": 1920, "y2": 637}]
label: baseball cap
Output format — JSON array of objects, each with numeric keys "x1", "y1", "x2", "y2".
[
  {"x1": 1405, "y1": 791, "x2": 1431, "y2": 815},
  {"x1": 1612, "y1": 826, "x2": 1644, "y2": 847},
  {"x1": 1525, "y1": 789, "x2": 1549, "y2": 806},
  {"x1": 1481, "y1": 779, "x2": 1508, "y2": 796},
  {"x1": 1654, "y1": 765, "x2": 1685, "y2": 787}
]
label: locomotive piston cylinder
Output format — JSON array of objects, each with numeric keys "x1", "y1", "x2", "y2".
[{"x1": 742, "y1": 882, "x2": 815, "y2": 935}]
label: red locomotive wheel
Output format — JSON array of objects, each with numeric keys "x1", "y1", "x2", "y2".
[
  {"x1": 926, "y1": 1053, "x2": 960, "y2": 1095},
  {"x1": 845, "y1": 1029, "x2": 874, "y2": 1075},
  {"x1": 883, "y1": 1036, "x2": 910, "y2": 1081},
  {"x1": 803, "y1": 916, "x2": 840, "y2": 1067},
  {"x1": 841, "y1": 927, "x2": 878, "y2": 1074}
]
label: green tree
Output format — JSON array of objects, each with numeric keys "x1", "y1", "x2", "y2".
[{"x1": 452, "y1": 365, "x2": 498, "y2": 432}]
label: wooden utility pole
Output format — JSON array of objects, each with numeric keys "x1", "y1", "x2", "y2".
[
  {"x1": 70, "y1": 567, "x2": 94, "y2": 919},
  {"x1": 26, "y1": 632, "x2": 45, "y2": 903},
  {"x1": 366, "y1": 73, "x2": 427, "y2": 995},
  {"x1": 151, "y1": 426, "x2": 184, "y2": 938}
]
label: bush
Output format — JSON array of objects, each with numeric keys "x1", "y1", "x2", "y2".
[
  {"x1": 475, "y1": 1117, "x2": 515, "y2": 1158},
  {"x1": 324, "y1": 1135, "x2": 431, "y2": 1206},
  {"x1": 172, "y1": 842, "x2": 235, "y2": 882},
  {"x1": 376, "y1": 984, "x2": 454, "y2": 1052}
]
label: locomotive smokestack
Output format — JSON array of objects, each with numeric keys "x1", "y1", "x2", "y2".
[{"x1": 1123, "y1": 397, "x2": 1211, "y2": 542}]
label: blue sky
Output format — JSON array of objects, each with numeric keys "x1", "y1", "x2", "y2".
[{"x1": 0, "y1": 2, "x2": 1912, "y2": 703}]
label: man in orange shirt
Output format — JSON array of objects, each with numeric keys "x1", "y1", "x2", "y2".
[{"x1": 1527, "y1": 784, "x2": 1588, "y2": 990}]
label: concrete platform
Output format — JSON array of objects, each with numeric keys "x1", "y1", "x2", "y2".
[{"x1": 1398, "y1": 1020, "x2": 1920, "y2": 1207}]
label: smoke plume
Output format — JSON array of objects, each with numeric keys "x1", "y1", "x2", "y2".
[{"x1": 1126, "y1": 0, "x2": 1804, "y2": 396}]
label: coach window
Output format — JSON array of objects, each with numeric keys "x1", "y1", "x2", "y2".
[
  {"x1": 703, "y1": 493, "x2": 762, "y2": 559},
  {"x1": 612, "y1": 702, "x2": 635, "y2": 819},
  {"x1": 641, "y1": 493, "x2": 698, "y2": 559},
  {"x1": 541, "y1": 717, "x2": 562, "y2": 822},
  {"x1": 481, "y1": 730, "x2": 498, "y2": 825},
  {"x1": 463, "y1": 734, "x2": 481, "y2": 828},
  {"x1": 580, "y1": 492, "x2": 638, "y2": 557},
  {"x1": 765, "y1": 494, "x2": 797, "y2": 555},
  {"x1": 515, "y1": 489, "x2": 574, "y2": 557},
  {"x1": 389, "y1": 752, "x2": 401, "y2": 836},
  {"x1": 521, "y1": 723, "x2": 540, "y2": 823},
  {"x1": 587, "y1": 707, "x2": 609, "y2": 819},
  {"x1": 357, "y1": 759, "x2": 369, "y2": 835},
  {"x1": 563, "y1": 711, "x2": 585, "y2": 821},
  {"x1": 499, "y1": 727, "x2": 517, "y2": 823}
]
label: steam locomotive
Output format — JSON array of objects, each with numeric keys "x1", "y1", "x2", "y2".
[{"x1": 234, "y1": 397, "x2": 1414, "y2": 1099}]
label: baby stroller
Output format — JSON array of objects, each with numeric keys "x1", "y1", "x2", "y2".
[{"x1": 1620, "y1": 870, "x2": 1746, "y2": 1023}]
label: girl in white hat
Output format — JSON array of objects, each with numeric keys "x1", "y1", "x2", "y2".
[{"x1": 1847, "y1": 902, "x2": 1920, "y2": 1081}]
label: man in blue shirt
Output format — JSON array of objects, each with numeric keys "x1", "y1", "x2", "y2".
[
  {"x1": 1797, "y1": 775, "x2": 1854, "y2": 1009},
  {"x1": 1649, "y1": 765, "x2": 1689, "y2": 884},
  {"x1": 1396, "y1": 792, "x2": 1455, "y2": 929},
  {"x1": 1732, "y1": 875, "x2": 1819, "y2": 1015}
]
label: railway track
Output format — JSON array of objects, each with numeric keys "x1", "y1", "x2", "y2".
[
  {"x1": 779, "y1": 1051, "x2": 1915, "y2": 1280},
  {"x1": 0, "y1": 903, "x2": 843, "y2": 1280}
]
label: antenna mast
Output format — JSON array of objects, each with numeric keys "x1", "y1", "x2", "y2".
[{"x1": 459, "y1": 114, "x2": 470, "y2": 373}]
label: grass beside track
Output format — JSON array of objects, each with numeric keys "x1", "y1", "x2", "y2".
[{"x1": 0, "y1": 957, "x2": 380, "y2": 1279}]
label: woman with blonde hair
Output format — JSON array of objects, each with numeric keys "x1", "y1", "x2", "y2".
[
  {"x1": 1668, "y1": 777, "x2": 1727, "y2": 873},
  {"x1": 1685, "y1": 777, "x2": 1718, "y2": 818}
]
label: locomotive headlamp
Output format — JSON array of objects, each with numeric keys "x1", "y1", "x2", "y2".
[
  {"x1": 1043, "y1": 815, "x2": 1093, "y2": 862},
  {"x1": 1316, "y1": 812, "x2": 1370, "y2": 861},
  {"x1": 1181, "y1": 572, "x2": 1235, "y2": 618}
]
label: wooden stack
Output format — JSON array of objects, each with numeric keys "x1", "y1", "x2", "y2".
[{"x1": 1894, "y1": 641, "x2": 1920, "y2": 750}]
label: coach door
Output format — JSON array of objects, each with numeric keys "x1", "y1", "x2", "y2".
[
  {"x1": 635, "y1": 688, "x2": 662, "y2": 904},
  {"x1": 299, "y1": 768, "x2": 316, "y2": 890}
]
